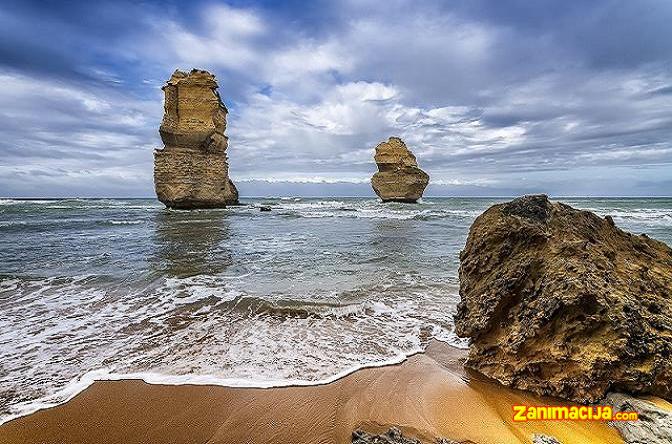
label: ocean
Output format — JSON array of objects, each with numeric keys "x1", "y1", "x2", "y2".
[{"x1": 1, "y1": 197, "x2": 671, "y2": 423}]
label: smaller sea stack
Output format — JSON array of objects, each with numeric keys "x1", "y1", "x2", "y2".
[
  {"x1": 371, "y1": 137, "x2": 429, "y2": 203},
  {"x1": 154, "y1": 69, "x2": 238, "y2": 209}
]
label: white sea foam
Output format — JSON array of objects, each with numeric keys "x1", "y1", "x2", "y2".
[
  {"x1": 0, "y1": 199, "x2": 55, "y2": 205},
  {"x1": 433, "y1": 327, "x2": 470, "y2": 349},
  {"x1": 266, "y1": 199, "x2": 483, "y2": 220},
  {"x1": 0, "y1": 270, "x2": 463, "y2": 426},
  {"x1": 0, "y1": 346, "x2": 421, "y2": 426},
  {"x1": 574, "y1": 207, "x2": 672, "y2": 228},
  {"x1": 109, "y1": 220, "x2": 144, "y2": 225}
]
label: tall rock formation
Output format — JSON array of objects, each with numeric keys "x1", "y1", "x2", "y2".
[
  {"x1": 371, "y1": 137, "x2": 429, "y2": 203},
  {"x1": 154, "y1": 69, "x2": 239, "y2": 209},
  {"x1": 455, "y1": 195, "x2": 672, "y2": 403}
]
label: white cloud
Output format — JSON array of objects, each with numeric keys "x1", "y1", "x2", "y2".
[
  {"x1": 0, "y1": 72, "x2": 110, "y2": 114},
  {"x1": 266, "y1": 40, "x2": 354, "y2": 87},
  {"x1": 145, "y1": 4, "x2": 266, "y2": 71},
  {"x1": 2, "y1": 0, "x2": 672, "y2": 196},
  {"x1": 0, "y1": 69, "x2": 159, "y2": 195}
]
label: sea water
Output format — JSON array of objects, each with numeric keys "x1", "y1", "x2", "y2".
[{"x1": 1, "y1": 197, "x2": 670, "y2": 423}]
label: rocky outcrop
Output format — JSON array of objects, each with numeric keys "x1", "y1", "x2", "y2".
[
  {"x1": 352, "y1": 428, "x2": 459, "y2": 444},
  {"x1": 154, "y1": 69, "x2": 238, "y2": 209},
  {"x1": 532, "y1": 435, "x2": 562, "y2": 444},
  {"x1": 454, "y1": 194, "x2": 672, "y2": 403},
  {"x1": 371, "y1": 137, "x2": 429, "y2": 203},
  {"x1": 606, "y1": 393, "x2": 672, "y2": 444}
]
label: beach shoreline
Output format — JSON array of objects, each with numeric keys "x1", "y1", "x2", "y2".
[{"x1": 0, "y1": 341, "x2": 625, "y2": 444}]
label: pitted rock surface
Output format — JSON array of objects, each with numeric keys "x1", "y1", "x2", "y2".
[{"x1": 455, "y1": 195, "x2": 672, "y2": 403}]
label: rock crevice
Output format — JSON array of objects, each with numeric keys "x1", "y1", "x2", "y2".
[{"x1": 154, "y1": 69, "x2": 238, "y2": 209}]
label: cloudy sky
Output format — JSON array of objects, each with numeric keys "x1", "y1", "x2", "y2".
[{"x1": 1, "y1": 0, "x2": 671, "y2": 197}]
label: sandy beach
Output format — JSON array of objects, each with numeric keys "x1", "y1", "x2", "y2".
[{"x1": 0, "y1": 342, "x2": 625, "y2": 444}]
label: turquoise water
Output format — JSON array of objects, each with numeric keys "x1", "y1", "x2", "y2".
[{"x1": 0, "y1": 197, "x2": 670, "y2": 422}]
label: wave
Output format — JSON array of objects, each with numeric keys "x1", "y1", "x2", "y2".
[
  {"x1": 0, "y1": 345, "x2": 421, "y2": 426},
  {"x1": 257, "y1": 200, "x2": 671, "y2": 224},
  {"x1": 578, "y1": 207, "x2": 672, "y2": 227},
  {"x1": 0, "y1": 323, "x2": 471, "y2": 427},
  {"x1": 0, "y1": 199, "x2": 64, "y2": 207},
  {"x1": 242, "y1": 200, "x2": 484, "y2": 220},
  {"x1": 109, "y1": 220, "x2": 144, "y2": 225},
  {"x1": 0, "y1": 218, "x2": 150, "y2": 231},
  {"x1": 0, "y1": 198, "x2": 160, "y2": 210},
  {"x1": 0, "y1": 271, "x2": 465, "y2": 426}
]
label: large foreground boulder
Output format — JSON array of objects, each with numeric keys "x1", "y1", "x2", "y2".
[
  {"x1": 455, "y1": 195, "x2": 672, "y2": 403},
  {"x1": 154, "y1": 69, "x2": 238, "y2": 209},
  {"x1": 371, "y1": 137, "x2": 429, "y2": 203}
]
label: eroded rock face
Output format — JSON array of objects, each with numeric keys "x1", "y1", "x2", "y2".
[
  {"x1": 154, "y1": 69, "x2": 238, "y2": 209},
  {"x1": 455, "y1": 195, "x2": 672, "y2": 403},
  {"x1": 371, "y1": 137, "x2": 429, "y2": 203}
]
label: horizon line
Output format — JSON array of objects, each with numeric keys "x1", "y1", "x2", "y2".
[{"x1": 2, "y1": 195, "x2": 671, "y2": 200}]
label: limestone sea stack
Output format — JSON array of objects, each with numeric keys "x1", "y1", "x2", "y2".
[
  {"x1": 455, "y1": 195, "x2": 672, "y2": 403},
  {"x1": 371, "y1": 137, "x2": 429, "y2": 203},
  {"x1": 154, "y1": 69, "x2": 238, "y2": 209}
]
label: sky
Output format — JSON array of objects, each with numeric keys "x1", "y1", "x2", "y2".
[{"x1": 0, "y1": 0, "x2": 671, "y2": 197}]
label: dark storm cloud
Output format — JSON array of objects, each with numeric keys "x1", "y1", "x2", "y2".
[{"x1": 0, "y1": 0, "x2": 670, "y2": 197}]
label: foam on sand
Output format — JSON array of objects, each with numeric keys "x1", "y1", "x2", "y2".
[{"x1": 0, "y1": 342, "x2": 626, "y2": 444}]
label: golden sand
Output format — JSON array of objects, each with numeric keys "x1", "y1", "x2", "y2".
[{"x1": 0, "y1": 342, "x2": 624, "y2": 444}]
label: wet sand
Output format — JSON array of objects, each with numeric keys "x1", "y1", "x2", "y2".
[{"x1": 0, "y1": 342, "x2": 623, "y2": 444}]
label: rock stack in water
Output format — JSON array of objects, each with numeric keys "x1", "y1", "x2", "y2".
[
  {"x1": 154, "y1": 69, "x2": 238, "y2": 209},
  {"x1": 454, "y1": 195, "x2": 672, "y2": 403},
  {"x1": 371, "y1": 137, "x2": 429, "y2": 203}
]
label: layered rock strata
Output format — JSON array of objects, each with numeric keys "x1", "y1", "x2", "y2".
[
  {"x1": 455, "y1": 194, "x2": 672, "y2": 403},
  {"x1": 154, "y1": 69, "x2": 238, "y2": 209},
  {"x1": 371, "y1": 137, "x2": 429, "y2": 203}
]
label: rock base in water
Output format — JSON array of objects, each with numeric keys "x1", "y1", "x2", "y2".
[
  {"x1": 371, "y1": 137, "x2": 429, "y2": 203},
  {"x1": 455, "y1": 194, "x2": 672, "y2": 403}
]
